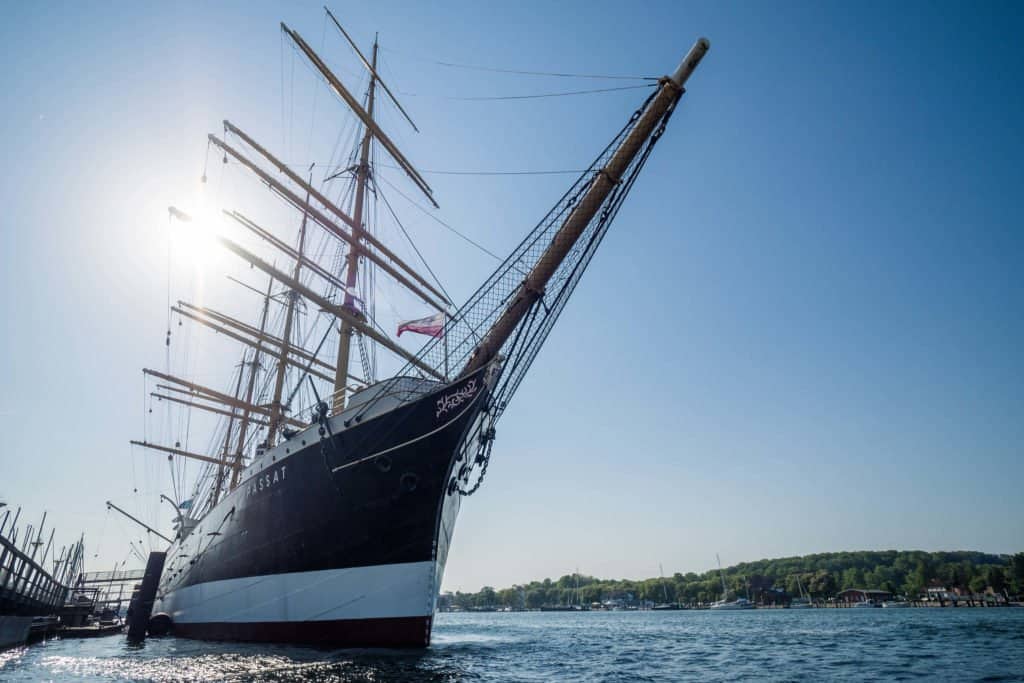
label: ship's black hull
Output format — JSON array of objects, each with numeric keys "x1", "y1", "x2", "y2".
[
  {"x1": 152, "y1": 368, "x2": 490, "y2": 647},
  {"x1": 172, "y1": 614, "x2": 431, "y2": 648}
]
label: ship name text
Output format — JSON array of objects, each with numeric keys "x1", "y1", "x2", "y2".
[{"x1": 245, "y1": 465, "x2": 287, "y2": 497}]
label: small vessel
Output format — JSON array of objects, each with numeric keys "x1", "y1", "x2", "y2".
[
  {"x1": 709, "y1": 597, "x2": 755, "y2": 610},
  {"x1": 789, "y1": 576, "x2": 812, "y2": 608},
  {"x1": 709, "y1": 555, "x2": 755, "y2": 610},
  {"x1": 882, "y1": 600, "x2": 910, "y2": 608},
  {"x1": 653, "y1": 563, "x2": 683, "y2": 610},
  {"x1": 854, "y1": 600, "x2": 880, "y2": 608},
  {"x1": 542, "y1": 570, "x2": 588, "y2": 611}
]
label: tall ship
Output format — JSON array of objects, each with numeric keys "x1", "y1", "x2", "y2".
[{"x1": 134, "y1": 13, "x2": 709, "y2": 647}]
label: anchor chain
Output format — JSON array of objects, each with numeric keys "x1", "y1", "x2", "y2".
[
  {"x1": 307, "y1": 377, "x2": 344, "y2": 487},
  {"x1": 452, "y1": 424, "x2": 496, "y2": 496}
]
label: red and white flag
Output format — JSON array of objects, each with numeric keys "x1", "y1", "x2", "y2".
[{"x1": 397, "y1": 312, "x2": 445, "y2": 338}]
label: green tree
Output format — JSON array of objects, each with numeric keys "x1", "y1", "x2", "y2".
[
  {"x1": 497, "y1": 587, "x2": 519, "y2": 608},
  {"x1": 581, "y1": 585, "x2": 602, "y2": 604},
  {"x1": 907, "y1": 557, "x2": 935, "y2": 595},
  {"x1": 439, "y1": 550, "x2": 1020, "y2": 611},
  {"x1": 986, "y1": 566, "x2": 1007, "y2": 598},
  {"x1": 1010, "y1": 553, "x2": 1024, "y2": 596},
  {"x1": 841, "y1": 567, "x2": 864, "y2": 589},
  {"x1": 476, "y1": 586, "x2": 497, "y2": 607}
]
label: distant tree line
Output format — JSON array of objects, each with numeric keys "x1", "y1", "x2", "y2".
[{"x1": 440, "y1": 550, "x2": 1024, "y2": 610}]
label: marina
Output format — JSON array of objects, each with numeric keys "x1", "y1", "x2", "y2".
[{"x1": 0, "y1": 505, "x2": 132, "y2": 650}]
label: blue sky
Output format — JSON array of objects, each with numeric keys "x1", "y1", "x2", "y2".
[{"x1": 1, "y1": 1, "x2": 1021, "y2": 591}]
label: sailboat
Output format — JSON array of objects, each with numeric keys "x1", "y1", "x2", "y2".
[
  {"x1": 789, "y1": 575, "x2": 812, "y2": 608},
  {"x1": 709, "y1": 555, "x2": 755, "y2": 610},
  {"x1": 653, "y1": 562, "x2": 683, "y2": 610},
  {"x1": 540, "y1": 569, "x2": 587, "y2": 611},
  {"x1": 134, "y1": 12, "x2": 709, "y2": 647}
]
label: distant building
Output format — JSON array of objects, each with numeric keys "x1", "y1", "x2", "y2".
[
  {"x1": 925, "y1": 584, "x2": 1006, "y2": 605},
  {"x1": 437, "y1": 592, "x2": 455, "y2": 611},
  {"x1": 836, "y1": 588, "x2": 892, "y2": 603},
  {"x1": 757, "y1": 587, "x2": 787, "y2": 606}
]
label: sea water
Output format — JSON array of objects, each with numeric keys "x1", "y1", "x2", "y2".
[{"x1": 1, "y1": 608, "x2": 1022, "y2": 681}]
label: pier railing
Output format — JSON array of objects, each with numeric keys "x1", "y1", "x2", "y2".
[
  {"x1": 81, "y1": 569, "x2": 146, "y2": 584},
  {"x1": 0, "y1": 534, "x2": 70, "y2": 616}
]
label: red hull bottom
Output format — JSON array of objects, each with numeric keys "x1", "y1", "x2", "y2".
[{"x1": 171, "y1": 615, "x2": 432, "y2": 648}]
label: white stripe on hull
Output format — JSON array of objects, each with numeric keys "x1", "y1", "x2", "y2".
[{"x1": 154, "y1": 561, "x2": 437, "y2": 625}]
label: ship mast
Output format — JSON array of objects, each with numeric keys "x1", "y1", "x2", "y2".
[
  {"x1": 211, "y1": 360, "x2": 245, "y2": 507},
  {"x1": 229, "y1": 275, "x2": 273, "y2": 489},
  {"x1": 267, "y1": 179, "x2": 311, "y2": 443},
  {"x1": 333, "y1": 37, "x2": 379, "y2": 413}
]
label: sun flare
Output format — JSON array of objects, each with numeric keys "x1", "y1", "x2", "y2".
[{"x1": 166, "y1": 195, "x2": 222, "y2": 269}]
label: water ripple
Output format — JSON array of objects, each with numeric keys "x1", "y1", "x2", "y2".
[{"x1": 1, "y1": 609, "x2": 1023, "y2": 681}]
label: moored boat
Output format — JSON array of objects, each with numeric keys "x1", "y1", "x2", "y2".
[
  {"x1": 709, "y1": 598, "x2": 756, "y2": 610},
  {"x1": 789, "y1": 576, "x2": 813, "y2": 608},
  {"x1": 709, "y1": 555, "x2": 755, "y2": 610}
]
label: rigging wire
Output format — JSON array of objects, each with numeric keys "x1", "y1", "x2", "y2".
[
  {"x1": 282, "y1": 315, "x2": 333, "y2": 414},
  {"x1": 379, "y1": 46, "x2": 658, "y2": 81},
  {"x1": 282, "y1": 160, "x2": 588, "y2": 177},
  {"x1": 92, "y1": 507, "x2": 110, "y2": 560},
  {"x1": 303, "y1": 13, "x2": 329, "y2": 163},
  {"x1": 289, "y1": 44, "x2": 296, "y2": 161},
  {"x1": 280, "y1": 30, "x2": 286, "y2": 154},
  {"x1": 415, "y1": 168, "x2": 586, "y2": 176},
  {"x1": 375, "y1": 180, "x2": 452, "y2": 304},
  {"x1": 163, "y1": 210, "x2": 177, "y2": 531},
  {"x1": 398, "y1": 83, "x2": 655, "y2": 101},
  {"x1": 375, "y1": 173, "x2": 502, "y2": 262}
]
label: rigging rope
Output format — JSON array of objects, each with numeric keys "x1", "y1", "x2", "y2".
[
  {"x1": 283, "y1": 160, "x2": 589, "y2": 177},
  {"x1": 303, "y1": 14, "x2": 328, "y2": 163},
  {"x1": 411, "y1": 168, "x2": 587, "y2": 176},
  {"x1": 376, "y1": 173, "x2": 502, "y2": 261},
  {"x1": 399, "y1": 83, "x2": 654, "y2": 101},
  {"x1": 343, "y1": 86, "x2": 680, "y2": 499},
  {"x1": 380, "y1": 47, "x2": 657, "y2": 81},
  {"x1": 375, "y1": 180, "x2": 453, "y2": 304}
]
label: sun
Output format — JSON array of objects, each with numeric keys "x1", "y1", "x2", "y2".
[{"x1": 166, "y1": 197, "x2": 221, "y2": 269}]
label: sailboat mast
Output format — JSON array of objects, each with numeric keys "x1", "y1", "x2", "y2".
[
  {"x1": 333, "y1": 37, "x2": 379, "y2": 414},
  {"x1": 267, "y1": 190, "x2": 310, "y2": 444}
]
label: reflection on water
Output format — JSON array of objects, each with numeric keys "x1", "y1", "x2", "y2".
[{"x1": 2, "y1": 609, "x2": 1023, "y2": 681}]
